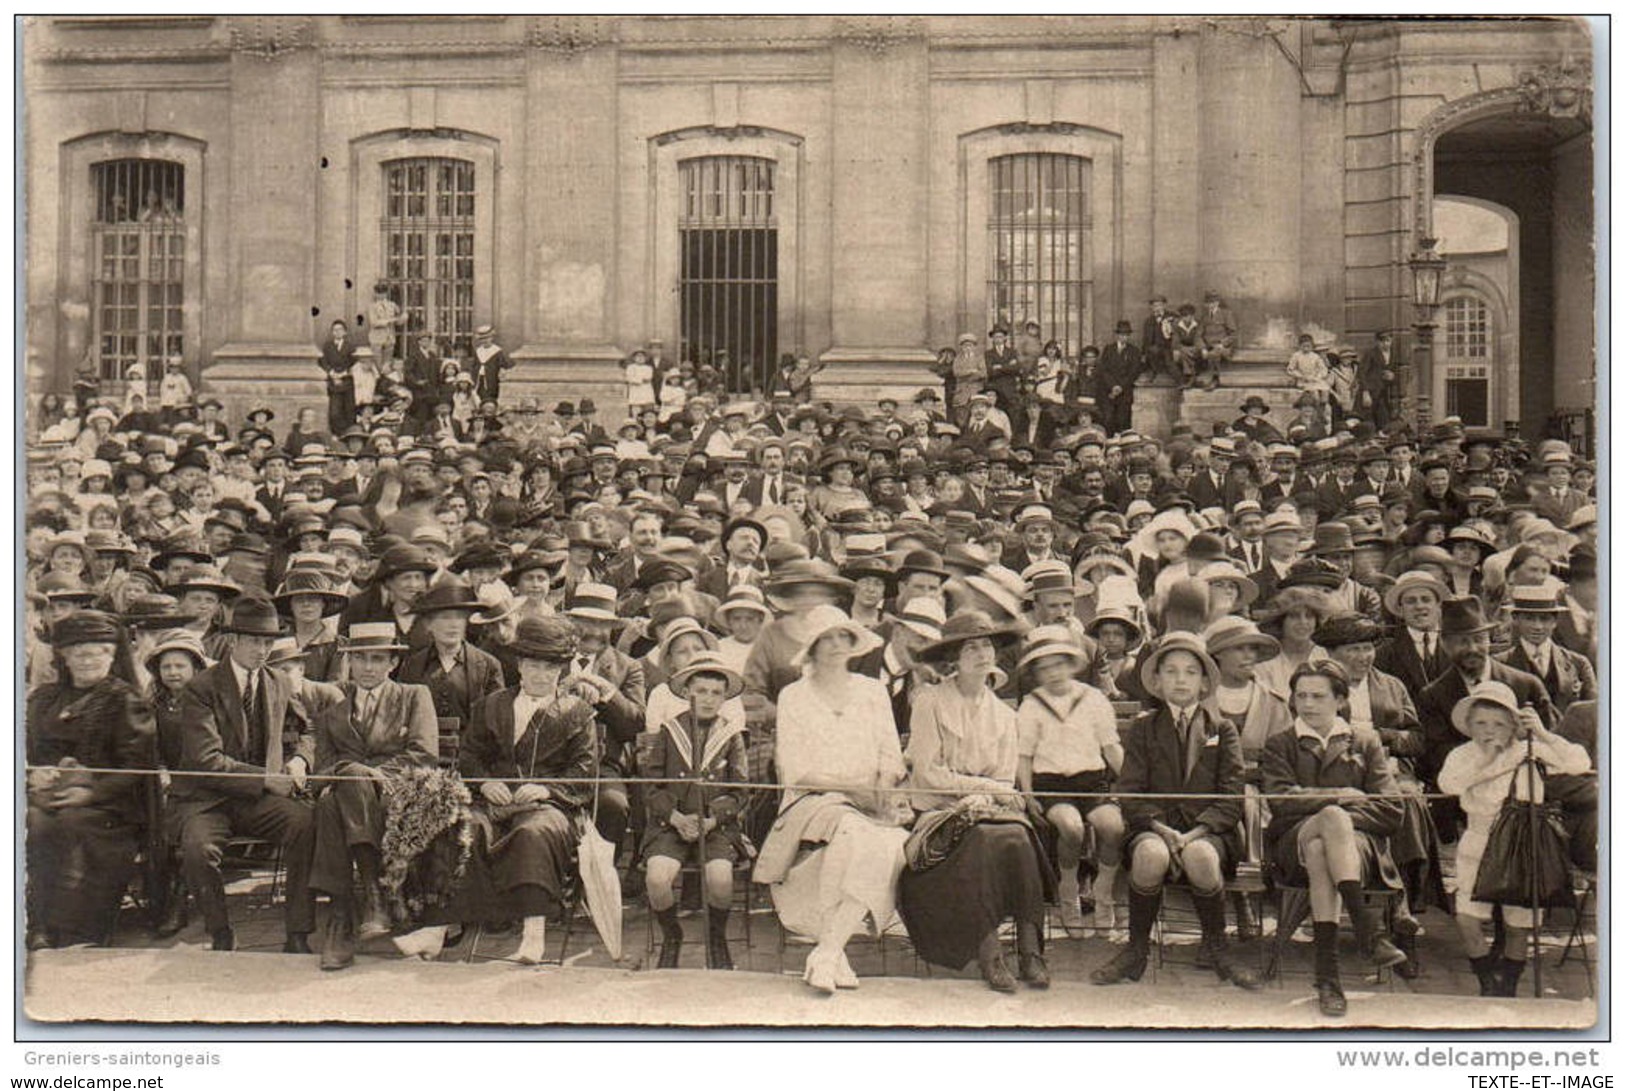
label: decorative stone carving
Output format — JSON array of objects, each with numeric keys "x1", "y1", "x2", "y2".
[
  {"x1": 527, "y1": 16, "x2": 614, "y2": 56},
  {"x1": 1516, "y1": 56, "x2": 1592, "y2": 122},
  {"x1": 227, "y1": 16, "x2": 314, "y2": 59},
  {"x1": 833, "y1": 16, "x2": 924, "y2": 53},
  {"x1": 994, "y1": 121, "x2": 1087, "y2": 137}
]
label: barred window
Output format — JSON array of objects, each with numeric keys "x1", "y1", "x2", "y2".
[
  {"x1": 678, "y1": 156, "x2": 778, "y2": 392},
  {"x1": 1444, "y1": 295, "x2": 1489, "y2": 358},
  {"x1": 987, "y1": 153, "x2": 1092, "y2": 355},
  {"x1": 91, "y1": 159, "x2": 185, "y2": 381},
  {"x1": 378, "y1": 157, "x2": 476, "y2": 358}
]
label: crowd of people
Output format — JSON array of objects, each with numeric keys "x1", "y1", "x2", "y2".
[{"x1": 23, "y1": 310, "x2": 1600, "y2": 1019}]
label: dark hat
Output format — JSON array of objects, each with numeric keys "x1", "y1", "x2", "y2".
[
  {"x1": 1186, "y1": 532, "x2": 1229, "y2": 563},
  {"x1": 1113, "y1": 320, "x2": 1134, "y2": 335},
  {"x1": 1239, "y1": 396, "x2": 1271, "y2": 415},
  {"x1": 578, "y1": 398, "x2": 598, "y2": 413},
  {"x1": 564, "y1": 521, "x2": 614, "y2": 552},
  {"x1": 1439, "y1": 596, "x2": 1496, "y2": 636},
  {"x1": 896, "y1": 548, "x2": 951, "y2": 582},
  {"x1": 449, "y1": 541, "x2": 511, "y2": 575},
  {"x1": 272, "y1": 571, "x2": 348, "y2": 617},
  {"x1": 632, "y1": 558, "x2": 694, "y2": 591},
  {"x1": 151, "y1": 533, "x2": 213, "y2": 570},
  {"x1": 221, "y1": 594, "x2": 286, "y2": 637},
  {"x1": 918, "y1": 609, "x2": 1023, "y2": 665},
  {"x1": 119, "y1": 593, "x2": 185, "y2": 630},
  {"x1": 47, "y1": 610, "x2": 125, "y2": 648},
  {"x1": 1308, "y1": 522, "x2": 1356, "y2": 556},
  {"x1": 412, "y1": 577, "x2": 484, "y2": 616},
  {"x1": 225, "y1": 532, "x2": 272, "y2": 557},
  {"x1": 1568, "y1": 547, "x2": 1597, "y2": 582},
  {"x1": 509, "y1": 616, "x2": 579, "y2": 662},
  {"x1": 722, "y1": 516, "x2": 769, "y2": 550},
  {"x1": 1313, "y1": 613, "x2": 1387, "y2": 649},
  {"x1": 170, "y1": 565, "x2": 243, "y2": 601},
  {"x1": 1279, "y1": 558, "x2": 1345, "y2": 591},
  {"x1": 372, "y1": 544, "x2": 438, "y2": 583},
  {"x1": 818, "y1": 446, "x2": 862, "y2": 474}
]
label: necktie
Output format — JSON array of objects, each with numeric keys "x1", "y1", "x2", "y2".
[
  {"x1": 247, "y1": 670, "x2": 268, "y2": 758},
  {"x1": 576, "y1": 654, "x2": 592, "y2": 675},
  {"x1": 768, "y1": 476, "x2": 780, "y2": 505}
]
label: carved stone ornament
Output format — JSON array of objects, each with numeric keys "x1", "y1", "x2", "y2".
[
  {"x1": 528, "y1": 16, "x2": 614, "y2": 55},
  {"x1": 228, "y1": 16, "x2": 314, "y2": 59},
  {"x1": 1516, "y1": 56, "x2": 1592, "y2": 122},
  {"x1": 833, "y1": 16, "x2": 924, "y2": 53}
]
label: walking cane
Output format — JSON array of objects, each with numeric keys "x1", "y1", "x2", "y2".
[{"x1": 1524, "y1": 719, "x2": 1543, "y2": 1000}]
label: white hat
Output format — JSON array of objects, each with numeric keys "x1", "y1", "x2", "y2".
[{"x1": 790, "y1": 605, "x2": 884, "y2": 668}]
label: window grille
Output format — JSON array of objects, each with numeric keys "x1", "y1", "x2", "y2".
[
  {"x1": 379, "y1": 157, "x2": 476, "y2": 359},
  {"x1": 678, "y1": 156, "x2": 778, "y2": 393},
  {"x1": 987, "y1": 153, "x2": 1092, "y2": 355},
  {"x1": 91, "y1": 159, "x2": 185, "y2": 381},
  {"x1": 1444, "y1": 295, "x2": 1489, "y2": 358}
]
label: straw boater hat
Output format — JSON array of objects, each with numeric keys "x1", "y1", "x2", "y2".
[
  {"x1": 892, "y1": 596, "x2": 947, "y2": 643},
  {"x1": 564, "y1": 582, "x2": 621, "y2": 623},
  {"x1": 962, "y1": 565, "x2": 1029, "y2": 620},
  {"x1": 1023, "y1": 559, "x2": 1085, "y2": 600},
  {"x1": 266, "y1": 637, "x2": 307, "y2": 669},
  {"x1": 1138, "y1": 631, "x2": 1221, "y2": 698},
  {"x1": 1450, "y1": 680, "x2": 1523, "y2": 738},
  {"x1": 669, "y1": 651, "x2": 744, "y2": 700},
  {"x1": 1200, "y1": 616, "x2": 1280, "y2": 662},
  {"x1": 1504, "y1": 582, "x2": 1568, "y2": 615},
  {"x1": 1382, "y1": 569, "x2": 1450, "y2": 617},
  {"x1": 790, "y1": 605, "x2": 884, "y2": 668},
  {"x1": 341, "y1": 621, "x2": 409, "y2": 654},
  {"x1": 717, "y1": 584, "x2": 773, "y2": 621}
]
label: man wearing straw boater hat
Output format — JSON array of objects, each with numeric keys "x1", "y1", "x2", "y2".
[
  {"x1": 309, "y1": 621, "x2": 439, "y2": 971},
  {"x1": 171, "y1": 594, "x2": 318, "y2": 954}
]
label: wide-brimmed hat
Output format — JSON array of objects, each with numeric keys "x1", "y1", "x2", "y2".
[
  {"x1": 1139, "y1": 631, "x2": 1220, "y2": 698},
  {"x1": 1450, "y1": 680, "x2": 1522, "y2": 738},
  {"x1": 840, "y1": 553, "x2": 895, "y2": 585},
  {"x1": 1197, "y1": 563, "x2": 1259, "y2": 607},
  {"x1": 341, "y1": 621, "x2": 409, "y2": 654},
  {"x1": 143, "y1": 628, "x2": 211, "y2": 675},
  {"x1": 266, "y1": 637, "x2": 307, "y2": 668},
  {"x1": 1308, "y1": 523, "x2": 1356, "y2": 556},
  {"x1": 565, "y1": 582, "x2": 621, "y2": 622},
  {"x1": 505, "y1": 616, "x2": 577, "y2": 662},
  {"x1": 919, "y1": 609, "x2": 1023, "y2": 664},
  {"x1": 35, "y1": 572, "x2": 95, "y2": 604},
  {"x1": 272, "y1": 571, "x2": 348, "y2": 617},
  {"x1": 1085, "y1": 604, "x2": 1143, "y2": 645},
  {"x1": 1023, "y1": 559, "x2": 1084, "y2": 600},
  {"x1": 119, "y1": 592, "x2": 185, "y2": 630},
  {"x1": 656, "y1": 617, "x2": 719, "y2": 665},
  {"x1": 170, "y1": 565, "x2": 243, "y2": 601},
  {"x1": 1239, "y1": 396, "x2": 1271, "y2": 415},
  {"x1": 449, "y1": 541, "x2": 511, "y2": 575},
  {"x1": 790, "y1": 605, "x2": 884, "y2": 668},
  {"x1": 669, "y1": 651, "x2": 745, "y2": 700},
  {"x1": 765, "y1": 558, "x2": 854, "y2": 601},
  {"x1": 1444, "y1": 524, "x2": 1497, "y2": 552},
  {"x1": 818, "y1": 446, "x2": 862, "y2": 474},
  {"x1": 1278, "y1": 558, "x2": 1344, "y2": 592},
  {"x1": 372, "y1": 544, "x2": 438, "y2": 583},
  {"x1": 1382, "y1": 570, "x2": 1450, "y2": 616},
  {"x1": 1201, "y1": 616, "x2": 1280, "y2": 662},
  {"x1": 1439, "y1": 596, "x2": 1496, "y2": 636},
  {"x1": 412, "y1": 577, "x2": 484, "y2": 616},
  {"x1": 221, "y1": 594, "x2": 285, "y2": 637},
  {"x1": 1313, "y1": 613, "x2": 1387, "y2": 649},
  {"x1": 717, "y1": 584, "x2": 773, "y2": 620}
]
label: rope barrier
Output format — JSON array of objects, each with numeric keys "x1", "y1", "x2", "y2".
[{"x1": 23, "y1": 763, "x2": 1473, "y2": 802}]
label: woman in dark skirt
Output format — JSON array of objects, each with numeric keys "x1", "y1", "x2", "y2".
[
  {"x1": 1259, "y1": 659, "x2": 1406, "y2": 1017},
  {"x1": 900, "y1": 611, "x2": 1054, "y2": 992}
]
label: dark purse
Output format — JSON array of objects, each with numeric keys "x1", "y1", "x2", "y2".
[{"x1": 1469, "y1": 759, "x2": 1573, "y2": 909}]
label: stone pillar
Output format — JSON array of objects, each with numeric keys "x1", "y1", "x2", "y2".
[
  {"x1": 205, "y1": 18, "x2": 322, "y2": 412},
  {"x1": 1151, "y1": 33, "x2": 1201, "y2": 304},
  {"x1": 1197, "y1": 23, "x2": 1303, "y2": 346},
  {"x1": 513, "y1": 17, "x2": 624, "y2": 406},
  {"x1": 817, "y1": 18, "x2": 937, "y2": 401}
]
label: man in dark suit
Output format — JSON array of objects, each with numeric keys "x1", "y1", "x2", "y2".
[
  {"x1": 254, "y1": 450, "x2": 293, "y2": 525},
  {"x1": 740, "y1": 437, "x2": 790, "y2": 509},
  {"x1": 563, "y1": 584, "x2": 648, "y2": 855},
  {"x1": 1141, "y1": 295, "x2": 1176, "y2": 383},
  {"x1": 1187, "y1": 438, "x2": 1239, "y2": 512},
  {"x1": 699, "y1": 517, "x2": 768, "y2": 600},
  {"x1": 172, "y1": 595, "x2": 320, "y2": 953},
  {"x1": 1248, "y1": 510, "x2": 1304, "y2": 607},
  {"x1": 1373, "y1": 571, "x2": 1451, "y2": 697},
  {"x1": 1095, "y1": 322, "x2": 1143, "y2": 436},
  {"x1": 604, "y1": 512, "x2": 666, "y2": 594},
  {"x1": 1355, "y1": 330, "x2": 1397, "y2": 432},
  {"x1": 395, "y1": 579, "x2": 508, "y2": 767},
  {"x1": 317, "y1": 320, "x2": 358, "y2": 435},
  {"x1": 1415, "y1": 598, "x2": 1556, "y2": 841},
  {"x1": 1496, "y1": 584, "x2": 1597, "y2": 716}
]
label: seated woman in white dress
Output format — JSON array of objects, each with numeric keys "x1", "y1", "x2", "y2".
[{"x1": 753, "y1": 606, "x2": 909, "y2": 994}]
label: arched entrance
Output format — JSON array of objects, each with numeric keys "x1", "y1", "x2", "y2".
[{"x1": 1411, "y1": 62, "x2": 1592, "y2": 440}]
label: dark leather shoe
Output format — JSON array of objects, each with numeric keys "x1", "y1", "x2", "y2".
[
  {"x1": 706, "y1": 934, "x2": 734, "y2": 972},
  {"x1": 657, "y1": 939, "x2": 682, "y2": 970},
  {"x1": 320, "y1": 912, "x2": 355, "y2": 972},
  {"x1": 210, "y1": 927, "x2": 236, "y2": 952},
  {"x1": 1208, "y1": 944, "x2": 1263, "y2": 991},
  {"x1": 155, "y1": 892, "x2": 188, "y2": 938},
  {"x1": 1017, "y1": 952, "x2": 1051, "y2": 989},
  {"x1": 1090, "y1": 945, "x2": 1148, "y2": 986},
  {"x1": 283, "y1": 933, "x2": 312, "y2": 955},
  {"x1": 1392, "y1": 932, "x2": 1421, "y2": 979},
  {"x1": 1316, "y1": 978, "x2": 1348, "y2": 1017},
  {"x1": 980, "y1": 954, "x2": 1018, "y2": 993}
]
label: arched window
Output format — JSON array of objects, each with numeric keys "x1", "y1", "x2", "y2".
[
  {"x1": 378, "y1": 157, "x2": 476, "y2": 358},
  {"x1": 677, "y1": 155, "x2": 778, "y2": 392},
  {"x1": 986, "y1": 153, "x2": 1091, "y2": 354},
  {"x1": 91, "y1": 158, "x2": 185, "y2": 380}
]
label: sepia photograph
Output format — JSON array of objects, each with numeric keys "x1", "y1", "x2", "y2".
[{"x1": 16, "y1": 13, "x2": 1601, "y2": 1034}]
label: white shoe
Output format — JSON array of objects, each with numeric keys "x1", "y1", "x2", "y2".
[
  {"x1": 391, "y1": 924, "x2": 449, "y2": 961},
  {"x1": 835, "y1": 951, "x2": 860, "y2": 989},
  {"x1": 513, "y1": 915, "x2": 548, "y2": 965},
  {"x1": 803, "y1": 948, "x2": 838, "y2": 993}
]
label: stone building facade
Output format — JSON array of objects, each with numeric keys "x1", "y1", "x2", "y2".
[{"x1": 24, "y1": 15, "x2": 1594, "y2": 435}]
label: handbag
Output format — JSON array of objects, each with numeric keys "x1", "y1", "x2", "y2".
[{"x1": 1470, "y1": 759, "x2": 1573, "y2": 909}]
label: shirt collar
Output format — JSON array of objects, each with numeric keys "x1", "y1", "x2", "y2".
[{"x1": 1293, "y1": 717, "x2": 1352, "y2": 743}]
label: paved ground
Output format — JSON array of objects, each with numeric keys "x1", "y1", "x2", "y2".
[{"x1": 26, "y1": 868, "x2": 1597, "y2": 1030}]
